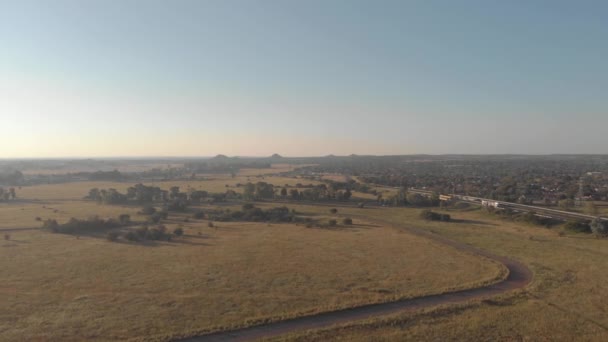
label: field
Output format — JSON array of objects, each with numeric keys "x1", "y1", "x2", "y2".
[
  {"x1": 274, "y1": 207, "x2": 608, "y2": 341},
  {"x1": 0, "y1": 178, "x2": 503, "y2": 341}
]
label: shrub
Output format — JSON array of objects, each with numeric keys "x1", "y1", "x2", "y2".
[
  {"x1": 420, "y1": 210, "x2": 450, "y2": 221},
  {"x1": 358, "y1": 202, "x2": 365, "y2": 208},
  {"x1": 124, "y1": 231, "x2": 139, "y2": 241},
  {"x1": 208, "y1": 221, "x2": 214, "y2": 228},
  {"x1": 4, "y1": 234, "x2": 10, "y2": 241},
  {"x1": 328, "y1": 219, "x2": 337, "y2": 227},
  {"x1": 173, "y1": 227, "x2": 184, "y2": 236},
  {"x1": 343, "y1": 217, "x2": 353, "y2": 225},
  {"x1": 35, "y1": 216, "x2": 42, "y2": 221},
  {"x1": 42, "y1": 219, "x2": 59, "y2": 232},
  {"x1": 135, "y1": 226, "x2": 149, "y2": 239},
  {"x1": 141, "y1": 205, "x2": 156, "y2": 215},
  {"x1": 193, "y1": 210, "x2": 205, "y2": 219},
  {"x1": 106, "y1": 231, "x2": 119, "y2": 242},
  {"x1": 148, "y1": 225, "x2": 168, "y2": 240},
  {"x1": 118, "y1": 214, "x2": 131, "y2": 225},
  {"x1": 564, "y1": 220, "x2": 591, "y2": 233},
  {"x1": 148, "y1": 213, "x2": 163, "y2": 224},
  {"x1": 158, "y1": 211, "x2": 169, "y2": 219},
  {"x1": 330, "y1": 208, "x2": 338, "y2": 214}
]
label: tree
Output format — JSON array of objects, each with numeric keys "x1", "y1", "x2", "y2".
[
  {"x1": 280, "y1": 187, "x2": 288, "y2": 197},
  {"x1": 243, "y1": 183, "x2": 256, "y2": 201},
  {"x1": 289, "y1": 189, "x2": 300, "y2": 200},
  {"x1": 169, "y1": 186, "x2": 180, "y2": 199},
  {"x1": 9, "y1": 187, "x2": 16, "y2": 200},
  {"x1": 88, "y1": 188, "x2": 101, "y2": 201}
]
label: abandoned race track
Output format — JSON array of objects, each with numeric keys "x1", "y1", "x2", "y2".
[{"x1": 175, "y1": 217, "x2": 533, "y2": 342}]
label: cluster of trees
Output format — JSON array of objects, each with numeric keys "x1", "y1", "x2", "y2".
[
  {"x1": 207, "y1": 204, "x2": 296, "y2": 223},
  {"x1": 42, "y1": 214, "x2": 130, "y2": 235},
  {"x1": 0, "y1": 170, "x2": 24, "y2": 185},
  {"x1": 420, "y1": 210, "x2": 451, "y2": 222},
  {"x1": 41, "y1": 213, "x2": 187, "y2": 243},
  {"x1": 240, "y1": 181, "x2": 354, "y2": 202},
  {"x1": 0, "y1": 187, "x2": 16, "y2": 201},
  {"x1": 87, "y1": 184, "x2": 239, "y2": 212},
  {"x1": 119, "y1": 224, "x2": 183, "y2": 243}
]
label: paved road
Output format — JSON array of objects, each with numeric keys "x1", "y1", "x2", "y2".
[{"x1": 176, "y1": 218, "x2": 533, "y2": 342}]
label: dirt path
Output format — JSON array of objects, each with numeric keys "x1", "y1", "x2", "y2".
[{"x1": 176, "y1": 218, "x2": 533, "y2": 342}]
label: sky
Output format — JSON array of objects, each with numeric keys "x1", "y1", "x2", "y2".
[{"x1": 1, "y1": 0, "x2": 607, "y2": 158}]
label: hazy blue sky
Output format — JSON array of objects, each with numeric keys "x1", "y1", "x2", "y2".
[{"x1": 1, "y1": 0, "x2": 607, "y2": 157}]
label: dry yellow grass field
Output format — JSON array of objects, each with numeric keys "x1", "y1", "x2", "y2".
[
  {"x1": 272, "y1": 207, "x2": 608, "y2": 342},
  {"x1": 0, "y1": 211, "x2": 503, "y2": 341},
  {"x1": 0, "y1": 172, "x2": 509, "y2": 341}
]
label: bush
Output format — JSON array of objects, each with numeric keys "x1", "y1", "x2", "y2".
[
  {"x1": 564, "y1": 220, "x2": 591, "y2": 233},
  {"x1": 148, "y1": 225, "x2": 169, "y2": 240},
  {"x1": 141, "y1": 205, "x2": 156, "y2": 215},
  {"x1": 174, "y1": 227, "x2": 184, "y2": 236},
  {"x1": 328, "y1": 219, "x2": 337, "y2": 227},
  {"x1": 118, "y1": 214, "x2": 131, "y2": 225},
  {"x1": 42, "y1": 219, "x2": 59, "y2": 232},
  {"x1": 35, "y1": 216, "x2": 42, "y2": 221},
  {"x1": 124, "y1": 231, "x2": 139, "y2": 241},
  {"x1": 420, "y1": 210, "x2": 450, "y2": 221},
  {"x1": 343, "y1": 217, "x2": 353, "y2": 225},
  {"x1": 135, "y1": 226, "x2": 149, "y2": 239},
  {"x1": 148, "y1": 212, "x2": 163, "y2": 224},
  {"x1": 208, "y1": 221, "x2": 214, "y2": 228},
  {"x1": 330, "y1": 208, "x2": 338, "y2": 214},
  {"x1": 193, "y1": 210, "x2": 205, "y2": 219},
  {"x1": 106, "y1": 231, "x2": 119, "y2": 242},
  {"x1": 4, "y1": 234, "x2": 10, "y2": 241}
]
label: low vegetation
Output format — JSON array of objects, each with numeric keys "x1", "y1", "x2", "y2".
[{"x1": 420, "y1": 209, "x2": 451, "y2": 222}]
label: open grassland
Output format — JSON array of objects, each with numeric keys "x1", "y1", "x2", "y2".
[
  {"x1": 0, "y1": 209, "x2": 502, "y2": 341},
  {"x1": 272, "y1": 206, "x2": 608, "y2": 341}
]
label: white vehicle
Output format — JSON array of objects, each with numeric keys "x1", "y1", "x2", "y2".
[{"x1": 482, "y1": 200, "x2": 500, "y2": 208}]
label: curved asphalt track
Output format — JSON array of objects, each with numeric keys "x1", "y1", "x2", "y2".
[{"x1": 176, "y1": 219, "x2": 533, "y2": 342}]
